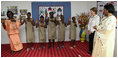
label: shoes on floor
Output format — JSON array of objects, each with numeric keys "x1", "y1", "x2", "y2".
[
  {"x1": 17, "y1": 51, "x2": 21, "y2": 53},
  {"x1": 11, "y1": 51, "x2": 14, "y2": 54},
  {"x1": 31, "y1": 47, "x2": 34, "y2": 50},
  {"x1": 43, "y1": 46, "x2": 45, "y2": 48},
  {"x1": 73, "y1": 45, "x2": 76, "y2": 47},
  {"x1": 61, "y1": 45, "x2": 64, "y2": 48},
  {"x1": 39, "y1": 47, "x2": 41, "y2": 50},
  {"x1": 27, "y1": 48, "x2": 30, "y2": 51},
  {"x1": 57, "y1": 47, "x2": 59, "y2": 50},
  {"x1": 48, "y1": 45, "x2": 51, "y2": 48},
  {"x1": 70, "y1": 46, "x2": 73, "y2": 49},
  {"x1": 88, "y1": 51, "x2": 92, "y2": 55}
]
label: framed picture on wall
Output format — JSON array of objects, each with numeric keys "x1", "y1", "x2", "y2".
[
  {"x1": 32, "y1": 2, "x2": 71, "y2": 24},
  {"x1": 39, "y1": 6, "x2": 64, "y2": 20},
  {"x1": 7, "y1": 6, "x2": 18, "y2": 15},
  {"x1": 1, "y1": 11, "x2": 5, "y2": 16},
  {"x1": 20, "y1": 9, "x2": 27, "y2": 15}
]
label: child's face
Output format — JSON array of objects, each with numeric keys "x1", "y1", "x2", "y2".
[
  {"x1": 40, "y1": 18, "x2": 44, "y2": 22},
  {"x1": 61, "y1": 15, "x2": 64, "y2": 19},
  {"x1": 72, "y1": 17, "x2": 76, "y2": 21},
  {"x1": 27, "y1": 14, "x2": 31, "y2": 18},
  {"x1": 49, "y1": 13, "x2": 53, "y2": 17}
]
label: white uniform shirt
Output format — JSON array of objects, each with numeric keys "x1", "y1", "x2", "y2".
[{"x1": 88, "y1": 15, "x2": 100, "y2": 33}]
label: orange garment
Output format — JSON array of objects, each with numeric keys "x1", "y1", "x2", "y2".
[{"x1": 5, "y1": 18, "x2": 23, "y2": 51}]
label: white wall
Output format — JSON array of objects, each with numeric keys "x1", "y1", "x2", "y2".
[
  {"x1": 1, "y1": 1, "x2": 97, "y2": 44},
  {"x1": 1, "y1": 1, "x2": 32, "y2": 19},
  {"x1": 71, "y1": 1, "x2": 97, "y2": 16}
]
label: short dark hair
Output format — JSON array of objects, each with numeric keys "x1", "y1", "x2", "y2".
[
  {"x1": 7, "y1": 11, "x2": 14, "y2": 17},
  {"x1": 72, "y1": 17, "x2": 76, "y2": 19},
  {"x1": 90, "y1": 7, "x2": 97, "y2": 14},
  {"x1": 104, "y1": 3, "x2": 115, "y2": 14},
  {"x1": 49, "y1": 12, "x2": 54, "y2": 14},
  {"x1": 27, "y1": 12, "x2": 31, "y2": 15},
  {"x1": 40, "y1": 15, "x2": 44, "y2": 18}
]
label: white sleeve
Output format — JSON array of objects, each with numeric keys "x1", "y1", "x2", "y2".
[
  {"x1": 90, "y1": 16, "x2": 100, "y2": 32},
  {"x1": 87, "y1": 19, "x2": 91, "y2": 30}
]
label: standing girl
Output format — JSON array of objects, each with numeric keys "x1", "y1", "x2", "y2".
[
  {"x1": 56, "y1": 15, "x2": 66, "y2": 50},
  {"x1": 67, "y1": 17, "x2": 77, "y2": 49},
  {"x1": 36, "y1": 16, "x2": 47, "y2": 50},
  {"x1": 45, "y1": 12, "x2": 57, "y2": 48},
  {"x1": 20, "y1": 12, "x2": 35, "y2": 51}
]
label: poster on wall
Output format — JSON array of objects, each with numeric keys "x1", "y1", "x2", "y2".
[
  {"x1": 1, "y1": 11, "x2": 5, "y2": 16},
  {"x1": 97, "y1": 1, "x2": 117, "y2": 19},
  {"x1": 39, "y1": 6, "x2": 64, "y2": 20},
  {"x1": 20, "y1": 9, "x2": 27, "y2": 15},
  {"x1": 7, "y1": 6, "x2": 18, "y2": 15}
]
